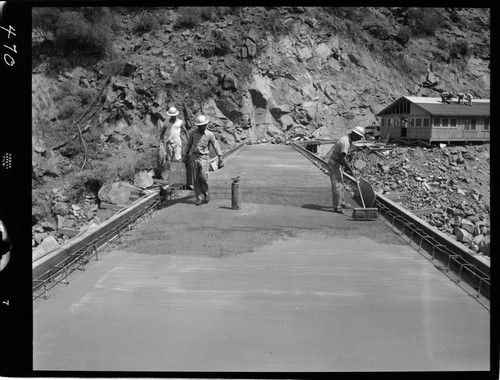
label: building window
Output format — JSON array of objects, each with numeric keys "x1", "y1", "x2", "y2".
[
  {"x1": 442, "y1": 118, "x2": 449, "y2": 127},
  {"x1": 394, "y1": 118, "x2": 399, "y2": 127},
  {"x1": 415, "y1": 118, "x2": 421, "y2": 127},
  {"x1": 381, "y1": 119, "x2": 386, "y2": 127},
  {"x1": 409, "y1": 118, "x2": 414, "y2": 127},
  {"x1": 423, "y1": 118, "x2": 430, "y2": 127},
  {"x1": 433, "y1": 118, "x2": 441, "y2": 127},
  {"x1": 387, "y1": 118, "x2": 392, "y2": 127},
  {"x1": 484, "y1": 118, "x2": 490, "y2": 131},
  {"x1": 464, "y1": 119, "x2": 470, "y2": 130},
  {"x1": 470, "y1": 119, "x2": 477, "y2": 131},
  {"x1": 450, "y1": 118, "x2": 457, "y2": 127}
]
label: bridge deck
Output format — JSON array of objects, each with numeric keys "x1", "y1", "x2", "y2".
[{"x1": 33, "y1": 144, "x2": 489, "y2": 372}]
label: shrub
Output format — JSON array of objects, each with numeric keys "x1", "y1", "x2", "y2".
[
  {"x1": 133, "y1": 12, "x2": 160, "y2": 34},
  {"x1": 407, "y1": 8, "x2": 444, "y2": 36},
  {"x1": 54, "y1": 10, "x2": 113, "y2": 57},
  {"x1": 174, "y1": 7, "x2": 201, "y2": 30},
  {"x1": 395, "y1": 26, "x2": 411, "y2": 46},
  {"x1": 60, "y1": 138, "x2": 85, "y2": 159},
  {"x1": 81, "y1": 7, "x2": 112, "y2": 24},
  {"x1": 134, "y1": 149, "x2": 157, "y2": 172},
  {"x1": 32, "y1": 7, "x2": 60, "y2": 39},
  {"x1": 68, "y1": 164, "x2": 113, "y2": 201},
  {"x1": 57, "y1": 97, "x2": 81, "y2": 120},
  {"x1": 54, "y1": 81, "x2": 98, "y2": 120},
  {"x1": 200, "y1": 7, "x2": 215, "y2": 21},
  {"x1": 449, "y1": 40, "x2": 469, "y2": 59}
]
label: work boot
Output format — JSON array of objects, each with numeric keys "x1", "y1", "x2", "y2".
[
  {"x1": 333, "y1": 207, "x2": 344, "y2": 214},
  {"x1": 204, "y1": 192, "x2": 210, "y2": 204},
  {"x1": 341, "y1": 202, "x2": 352, "y2": 209},
  {"x1": 195, "y1": 199, "x2": 203, "y2": 206}
]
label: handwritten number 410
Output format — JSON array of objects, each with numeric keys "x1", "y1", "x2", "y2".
[{"x1": 1, "y1": 25, "x2": 16, "y2": 67}]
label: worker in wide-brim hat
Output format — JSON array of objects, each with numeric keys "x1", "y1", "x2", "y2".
[
  {"x1": 327, "y1": 126, "x2": 365, "y2": 214},
  {"x1": 183, "y1": 115, "x2": 224, "y2": 206},
  {"x1": 159, "y1": 106, "x2": 188, "y2": 163}
]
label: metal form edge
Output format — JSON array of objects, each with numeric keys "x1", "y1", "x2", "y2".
[{"x1": 32, "y1": 192, "x2": 158, "y2": 282}]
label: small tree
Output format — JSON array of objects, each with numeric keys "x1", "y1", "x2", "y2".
[
  {"x1": 407, "y1": 8, "x2": 444, "y2": 36},
  {"x1": 395, "y1": 26, "x2": 411, "y2": 46},
  {"x1": 174, "y1": 7, "x2": 201, "y2": 30},
  {"x1": 449, "y1": 40, "x2": 470, "y2": 60}
]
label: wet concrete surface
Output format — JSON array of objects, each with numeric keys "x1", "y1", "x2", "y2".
[{"x1": 33, "y1": 144, "x2": 490, "y2": 372}]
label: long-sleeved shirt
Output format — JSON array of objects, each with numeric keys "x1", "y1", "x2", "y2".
[{"x1": 186, "y1": 128, "x2": 222, "y2": 157}]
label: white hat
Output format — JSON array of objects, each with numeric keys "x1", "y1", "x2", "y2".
[
  {"x1": 194, "y1": 115, "x2": 209, "y2": 126},
  {"x1": 351, "y1": 126, "x2": 365, "y2": 138},
  {"x1": 166, "y1": 107, "x2": 179, "y2": 117}
]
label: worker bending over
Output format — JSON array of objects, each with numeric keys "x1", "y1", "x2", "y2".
[
  {"x1": 328, "y1": 126, "x2": 365, "y2": 214},
  {"x1": 184, "y1": 115, "x2": 224, "y2": 206}
]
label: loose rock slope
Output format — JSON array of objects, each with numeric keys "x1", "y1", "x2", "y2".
[{"x1": 351, "y1": 143, "x2": 490, "y2": 257}]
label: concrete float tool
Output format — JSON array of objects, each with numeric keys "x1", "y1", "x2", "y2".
[{"x1": 351, "y1": 160, "x2": 378, "y2": 220}]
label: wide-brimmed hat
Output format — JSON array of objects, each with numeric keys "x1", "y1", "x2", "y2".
[
  {"x1": 194, "y1": 115, "x2": 209, "y2": 126},
  {"x1": 166, "y1": 107, "x2": 179, "y2": 117}
]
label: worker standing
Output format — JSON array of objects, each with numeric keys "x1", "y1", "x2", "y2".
[
  {"x1": 328, "y1": 126, "x2": 365, "y2": 214},
  {"x1": 184, "y1": 115, "x2": 224, "y2": 206},
  {"x1": 159, "y1": 106, "x2": 188, "y2": 162},
  {"x1": 465, "y1": 93, "x2": 473, "y2": 106}
]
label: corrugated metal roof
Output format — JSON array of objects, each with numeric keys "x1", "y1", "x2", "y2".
[{"x1": 377, "y1": 96, "x2": 490, "y2": 117}]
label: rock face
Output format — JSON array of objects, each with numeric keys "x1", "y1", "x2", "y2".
[{"x1": 32, "y1": 7, "x2": 491, "y2": 169}]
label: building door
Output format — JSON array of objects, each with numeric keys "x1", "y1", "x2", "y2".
[{"x1": 400, "y1": 117, "x2": 408, "y2": 137}]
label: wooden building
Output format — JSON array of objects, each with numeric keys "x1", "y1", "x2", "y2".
[{"x1": 376, "y1": 96, "x2": 490, "y2": 143}]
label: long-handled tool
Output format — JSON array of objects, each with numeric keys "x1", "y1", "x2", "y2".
[{"x1": 351, "y1": 164, "x2": 378, "y2": 220}]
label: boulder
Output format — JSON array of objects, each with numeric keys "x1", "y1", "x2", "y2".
[
  {"x1": 122, "y1": 62, "x2": 137, "y2": 77},
  {"x1": 473, "y1": 234, "x2": 484, "y2": 245},
  {"x1": 478, "y1": 237, "x2": 490, "y2": 256},
  {"x1": 222, "y1": 73, "x2": 238, "y2": 91},
  {"x1": 32, "y1": 235, "x2": 60, "y2": 257},
  {"x1": 56, "y1": 215, "x2": 75, "y2": 229},
  {"x1": 453, "y1": 227, "x2": 473, "y2": 243},
  {"x1": 460, "y1": 218, "x2": 475, "y2": 234},
  {"x1": 41, "y1": 220, "x2": 57, "y2": 231},
  {"x1": 246, "y1": 39, "x2": 257, "y2": 57},
  {"x1": 134, "y1": 170, "x2": 155, "y2": 189},
  {"x1": 98, "y1": 181, "x2": 140, "y2": 205},
  {"x1": 248, "y1": 75, "x2": 272, "y2": 108},
  {"x1": 33, "y1": 232, "x2": 48, "y2": 244},
  {"x1": 52, "y1": 202, "x2": 70, "y2": 216}
]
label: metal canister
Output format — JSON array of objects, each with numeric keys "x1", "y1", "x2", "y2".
[{"x1": 231, "y1": 179, "x2": 241, "y2": 210}]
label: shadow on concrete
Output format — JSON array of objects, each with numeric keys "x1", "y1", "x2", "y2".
[
  {"x1": 218, "y1": 205, "x2": 235, "y2": 210},
  {"x1": 301, "y1": 204, "x2": 332, "y2": 213},
  {"x1": 158, "y1": 193, "x2": 196, "y2": 209}
]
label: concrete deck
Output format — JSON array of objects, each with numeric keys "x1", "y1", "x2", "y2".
[{"x1": 33, "y1": 144, "x2": 490, "y2": 372}]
